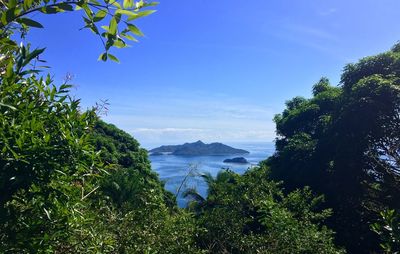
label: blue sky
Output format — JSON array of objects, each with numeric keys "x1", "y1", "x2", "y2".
[{"x1": 25, "y1": 0, "x2": 400, "y2": 147}]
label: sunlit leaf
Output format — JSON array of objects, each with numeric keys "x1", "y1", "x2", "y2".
[
  {"x1": 109, "y1": 17, "x2": 117, "y2": 35},
  {"x1": 127, "y1": 10, "x2": 156, "y2": 21},
  {"x1": 127, "y1": 24, "x2": 143, "y2": 36},
  {"x1": 123, "y1": 0, "x2": 133, "y2": 9},
  {"x1": 93, "y1": 10, "x2": 107, "y2": 22},
  {"x1": 107, "y1": 53, "x2": 120, "y2": 63}
]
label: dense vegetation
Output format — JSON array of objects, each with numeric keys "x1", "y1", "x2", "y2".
[
  {"x1": 185, "y1": 169, "x2": 343, "y2": 253},
  {"x1": 266, "y1": 45, "x2": 400, "y2": 253},
  {"x1": 1, "y1": 1, "x2": 399, "y2": 253}
]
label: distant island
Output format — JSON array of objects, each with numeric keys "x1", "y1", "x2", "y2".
[
  {"x1": 223, "y1": 157, "x2": 249, "y2": 164},
  {"x1": 149, "y1": 140, "x2": 249, "y2": 156}
]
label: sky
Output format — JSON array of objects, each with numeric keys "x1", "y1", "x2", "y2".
[{"x1": 25, "y1": 0, "x2": 400, "y2": 147}]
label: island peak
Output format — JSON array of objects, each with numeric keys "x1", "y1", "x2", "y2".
[{"x1": 149, "y1": 141, "x2": 249, "y2": 156}]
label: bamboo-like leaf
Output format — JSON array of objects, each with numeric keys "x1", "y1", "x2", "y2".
[
  {"x1": 120, "y1": 33, "x2": 137, "y2": 42},
  {"x1": 123, "y1": 0, "x2": 133, "y2": 9},
  {"x1": 127, "y1": 24, "x2": 143, "y2": 36},
  {"x1": 18, "y1": 18, "x2": 44, "y2": 28},
  {"x1": 40, "y1": 6, "x2": 59, "y2": 14},
  {"x1": 111, "y1": 1, "x2": 121, "y2": 9},
  {"x1": 93, "y1": 10, "x2": 107, "y2": 22},
  {"x1": 127, "y1": 10, "x2": 156, "y2": 21},
  {"x1": 0, "y1": 102, "x2": 17, "y2": 110},
  {"x1": 107, "y1": 53, "x2": 120, "y2": 63},
  {"x1": 115, "y1": 9, "x2": 135, "y2": 17},
  {"x1": 23, "y1": 48, "x2": 46, "y2": 67},
  {"x1": 109, "y1": 17, "x2": 117, "y2": 35},
  {"x1": 113, "y1": 39, "x2": 126, "y2": 48},
  {"x1": 57, "y1": 3, "x2": 74, "y2": 11}
]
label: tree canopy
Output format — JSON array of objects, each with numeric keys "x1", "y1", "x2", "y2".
[{"x1": 267, "y1": 44, "x2": 400, "y2": 253}]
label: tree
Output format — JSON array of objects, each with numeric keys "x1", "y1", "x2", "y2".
[
  {"x1": 267, "y1": 43, "x2": 400, "y2": 253},
  {"x1": 0, "y1": 46, "x2": 201, "y2": 252},
  {"x1": 0, "y1": 2, "x2": 202, "y2": 252},
  {"x1": 0, "y1": 45, "x2": 105, "y2": 252},
  {"x1": 371, "y1": 209, "x2": 400, "y2": 253},
  {"x1": 186, "y1": 168, "x2": 343, "y2": 254}
]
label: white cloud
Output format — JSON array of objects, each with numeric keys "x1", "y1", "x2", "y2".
[
  {"x1": 132, "y1": 128, "x2": 206, "y2": 133},
  {"x1": 100, "y1": 90, "x2": 277, "y2": 145}
]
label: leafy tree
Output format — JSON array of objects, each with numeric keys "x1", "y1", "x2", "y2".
[
  {"x1": 88, "y1": 121, "x2": 201, "y2": 253},
  {"x1": 0, "y1": 45, "x2": 104, "y2": 252},
  {"x1": 371, "y1": 209, "x2": 400, "y2": 253},
  {"x1": 0, "y1": 45, "x2": 200, "y2": 253},
  {"x1": 267, "y1": 43, "x2": 400, "y2": 253},
  {"x1": 0, "y1": 2, "x2": 201, "y2": 252},
  {"x1": 186, "y1": 167, "x2": 344, "y2": 254}
]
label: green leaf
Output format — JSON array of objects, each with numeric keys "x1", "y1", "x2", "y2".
[
  {"x1": 113, "y1": 39, "x2": 126, "y2": 48},
  {"x1": 101, "y1": 25, "x2": 110, "y2": 32},
  {"x1": 8, "y1": 0, "x2": 17, "y2": 8},
  {"x1": 115, "y1": 9, "x2": 135, "y2": 17},
  {"x1": 123, "y1": 0, "x2": 133, "y2": 8},
  {"x1": 127, "y1": 10, "x2": 156, "y2": 21},
  {"x1": 93, "y1": 10, "x2": 107, "y2": 22},
  {"x1": 57, "y1": 3, "x2": 74, "y2": 11},
  {"x1": 108, "y1": 53, "x2": 120, "y2": 63},
  {"x1": 114, "y1": 13, "x2": 121, "y2": 23},
  {"x1": 22, "y1": 48, "x2": 46, "y2": 67},
  {"x1": 143, "y1": 1, "x2": 159, "y2": 7},
  {"x1": 81, "y1": 4, "x2": 93, "y2": 18},
  {"x1": 18, "y1": 18, "x2": 44, "y2": 28},
  {"x1": 0, "y1": 102, "x2": 17, "y2": 110},
  {"x1": 120, "y1": 33, "x2": 138, "y2": 42},
  {"x1": 23, "y1": 0, "x2": 34, "y2": 10},
  {"x1": 105, "y1": 37, "x2": 114, "y2": 50},
  {"x1": 127, "y1": 24, "x2": 143, "y2": 36},
  {"x1": 3, "y1": 8, "x2": 16, "y2": 24},
  {"x1": 89, "y1": 0, "x2": 101, "y2": 5},
  {"x1": 109, "y1": 17, "x2": 117, "y2": 35},
  {"x1": 40, "y1": 6, "x2": 59, "y2": 14},
  {"x1": 98, "y1": 52, "x2": 108, "y2": 61},
  {"x1": 111, "y1": 1, "x2": 122, "y2": 9}
]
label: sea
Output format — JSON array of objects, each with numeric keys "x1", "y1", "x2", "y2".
[{"x1": 145, "y1": 142, "x2": 275, "y2": 207}]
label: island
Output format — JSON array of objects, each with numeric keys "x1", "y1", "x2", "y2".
[
  {"x1": 149, "y1": 140, "x2": 249, "y2": 156},
  {"x1": 150, "y1": 151, "x2": 165, "y2": 156},
  {"x1": 223, "y1": 157, "x2": 249, "y2": 164}
]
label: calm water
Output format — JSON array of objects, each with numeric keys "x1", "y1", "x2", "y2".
[{"x1": 148, "y1": 142, "x2": 275, "y2": 207}]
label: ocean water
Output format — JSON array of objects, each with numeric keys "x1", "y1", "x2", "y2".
[{"x1": 148, "y1": 142, "x2": 275, "y2": 207}]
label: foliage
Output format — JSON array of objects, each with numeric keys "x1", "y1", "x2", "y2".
[
  {"x1": 186, "y1": 167, "x2": 344, "y2": 254},
  {"x1": 267, "y1": 44, "x2": 400, "y2": 253},
  {"x1": 0, "y1": 45, "x2": 103, "y2": 252},
  {"x1": 3, "y1": 0, "x2": 398, "y2": 253},
  {"x1": 0, "y1": 0, "x2": 157, "y2": 68},
  {"x1": 0, "y1": 43, "x2": 199, "y2": 252},
  {"x1": 371, "y1": 209, "x2": 400, "y2": 253}
]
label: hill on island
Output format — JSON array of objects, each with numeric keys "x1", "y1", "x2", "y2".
[{"x1": 149, "y1": 140, "x2": 249, "y2": 156}]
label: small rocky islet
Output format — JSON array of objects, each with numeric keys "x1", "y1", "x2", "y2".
[{"x1": 223, "y1": 157, "x2": 249, "y2": 164}]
